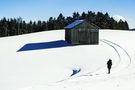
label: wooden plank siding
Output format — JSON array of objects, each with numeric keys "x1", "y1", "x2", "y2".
[{"x1": 65, "y1": 20, "x2": 99, "y2": 45}]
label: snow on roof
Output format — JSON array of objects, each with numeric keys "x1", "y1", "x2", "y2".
[{"x1": 64, "y1": 20, "x2": 84, "y2": 29}]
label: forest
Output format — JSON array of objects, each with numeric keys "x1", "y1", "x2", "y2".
[{"x1": 0, "y1": 11, "x2": 129, "y2": 37}]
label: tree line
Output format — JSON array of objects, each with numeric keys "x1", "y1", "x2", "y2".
[{"x1": 0, "y1": 11, "x2": 129, "y2": 37}]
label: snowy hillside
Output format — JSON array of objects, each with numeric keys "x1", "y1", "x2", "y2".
[{"x1": 0, "y1": 29, "x2": 135, "y2": 90}]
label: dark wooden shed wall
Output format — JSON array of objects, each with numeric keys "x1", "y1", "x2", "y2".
[{"x1": 65, "y1": 21, "x2": 99, "y2": 45}]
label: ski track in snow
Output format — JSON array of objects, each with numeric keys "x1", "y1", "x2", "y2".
[
  {"x1": 56, "y1": 39, "x2": 132, "y2": 84},
  {"x1": 100, "y1": 40, "x2": 121, "y2": 68},
  {"x1": 100, "y1": 39, "x2": 131, "y2": 73},
  {"x1": 102, "y1": 39, "x2": 132, "y2": 66}
]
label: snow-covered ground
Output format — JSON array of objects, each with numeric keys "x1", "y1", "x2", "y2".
[{"x1": 0, "y1": 29, "x2": 135, "y2": 90}]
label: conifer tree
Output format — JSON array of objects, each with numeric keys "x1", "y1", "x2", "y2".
[{"x1": 0, "y1": 11, "x2": 130, "y2": 37}]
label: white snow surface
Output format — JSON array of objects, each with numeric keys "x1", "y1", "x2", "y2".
[
  {"x1": 0, "y1": 29, "x2": 135, "y2": 90},
  {"x1": 113, "y1": 15, "x2": 126, "y2": 22}
]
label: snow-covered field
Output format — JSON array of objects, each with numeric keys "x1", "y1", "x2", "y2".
[{"x1": 0, "y1": 29, "x2": 135, "y2": 90}]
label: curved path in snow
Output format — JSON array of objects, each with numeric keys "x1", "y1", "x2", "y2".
[
  {"x1": 56, "y1": 39, "x2": 132, "y2": 83},
  {"x1": 72, "y1": 39, "x2": 132, "y2": 77},
  {"x1": 99, "y1": 39, "x2": 131, "y2": 74}
]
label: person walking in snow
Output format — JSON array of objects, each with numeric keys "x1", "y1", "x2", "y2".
[{"x1": 107, "y1": 59, "x2": 112, "y2": 74}]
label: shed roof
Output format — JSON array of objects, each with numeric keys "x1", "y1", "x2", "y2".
[{"x1": 64, "y1": 20, "x2": 84, "y2": 29}]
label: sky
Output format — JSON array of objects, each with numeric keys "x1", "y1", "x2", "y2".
[{"x1": 0, "y1": 0, "x2": 134, "y2": 29}]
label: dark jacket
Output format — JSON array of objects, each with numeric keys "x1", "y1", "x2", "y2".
[{"x1": 107, "y1": 60, "x2": 112, "y2": 69}]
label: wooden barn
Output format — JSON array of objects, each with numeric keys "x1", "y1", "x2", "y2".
[{"x1": 64, "y1": 20, "x2": 99, "y2": 45}]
